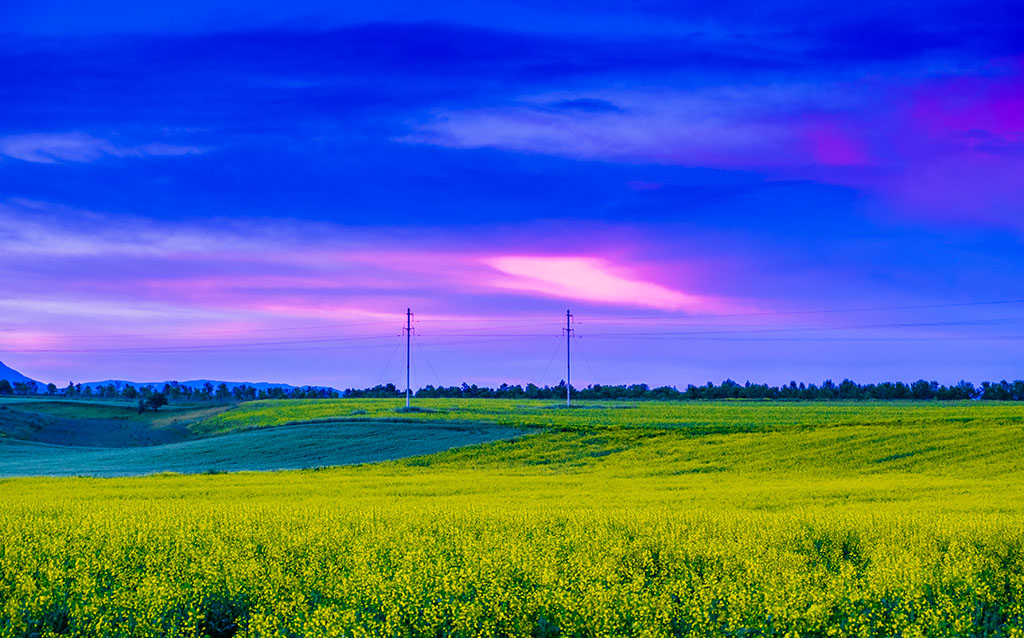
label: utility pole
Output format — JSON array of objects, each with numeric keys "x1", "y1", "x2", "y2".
[
  {"x1": 564, "y1": 309, "x2": 574, "y2": 407},
  {"x1": 404, "y1": 308, "x2": 413, "y2": 407}
]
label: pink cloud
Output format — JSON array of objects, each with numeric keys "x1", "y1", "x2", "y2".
[
  {"x1": 482, "y1": 255, "x2": 713, "y2": 311},
  {"x1": 1, "y1": 205, "x2": 747, "y2": 360}
]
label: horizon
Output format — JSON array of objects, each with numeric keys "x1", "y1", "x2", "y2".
[
  {"x1": 2, "y1": 358, "x2": 1021, "y2": 396},
  {"x1": 2, "y1": 1, "x2": 1023, "y2": 388}
]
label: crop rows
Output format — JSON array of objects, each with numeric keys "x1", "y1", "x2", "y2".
[
  {"x1": 2, "y1": 400, "x2": 1023, "y2": 637},
  {"x1": 3, "y1": 501, "x2": 1024, "y2": 638}
]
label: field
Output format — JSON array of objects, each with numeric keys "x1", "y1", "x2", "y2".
[
  {"x1": 1, "y1": 399, "x2": 1024, "y2": 637},
  {"x1": 0, "y1": 398, "x2": 232, "y2": 446}
]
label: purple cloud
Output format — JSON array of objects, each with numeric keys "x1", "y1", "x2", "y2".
[{"x1": 404, "y1": 62, "x2": 1024, "y2": 227}]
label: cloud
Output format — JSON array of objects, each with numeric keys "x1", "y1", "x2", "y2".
[
  {"x1": 401, "y1": 86, "x2": 857, "y2": 169},
  {"x1": 547, "y1": 98, "x2": 622, "y2": 113},
  {"x1": 0, "y1": 298, "x2": 232, "y2": 321},
  {"x1": 0, "y1": 132, "x2": 205, "y2": 164},
  {"x1": 0, "y1": 200, "x2": 275, "y2": 259},
  {"x1": 403, "y1": 63, "x2": 1024, "y2": 227},
  {"x1": 482, "y1": 255, "x2": 710, "y2": 311},
  {"x1": 0, "y1": 202, "x2": 736, "y2": 338}
]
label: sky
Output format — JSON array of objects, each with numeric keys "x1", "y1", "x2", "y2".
[{"x1": 1, "y1": 0, "x2": 1023, "y2": 389}]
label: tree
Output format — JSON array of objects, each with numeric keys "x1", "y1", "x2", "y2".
[
  {"x1": 0, "y1": 379, "x2": 11, "y2": 395},
  {"x1": 911, "y1": 380, "x2": 936, "y2": 400},
  {"x1": 145, "y1": 392, "x2": 168, "y2": 411},
  {"x1": 835, "y1": 379, "x2": 857, "y2": 399},
  {"x1": 46, "y1": 383, "x2": 57, "y2": 395}
]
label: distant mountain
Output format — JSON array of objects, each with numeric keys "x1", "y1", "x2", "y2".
[
  {"x1": 80, "y1": 379, "x2": 335, "y2": 392},
  {"x1": 0, "y1": 361, "x2": 38, "y2": 385},
  {"x1": 0, "y1": 360, "x2": 335, "y2": 394}
]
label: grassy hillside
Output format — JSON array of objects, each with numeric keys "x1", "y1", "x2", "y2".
[
  {"x1": 0, "y1": 420, "x2": 520, "y2": 477},
  {"x1": 1, "y1": 399, "x2": 1023, "y2": 636},
  {"x1": 193, "y1": 396, "x2": 1021, "y2": 434},
  {"x1": 0, "y1": 398, "x2": 231, "y2": 447}
]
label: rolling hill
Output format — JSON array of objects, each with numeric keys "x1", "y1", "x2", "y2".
[
  {"x1": 79, "y1": 378, "x2": 334, "y2": 392},
  {"x1": 0, "y1": 359, "x2": 336, "y2": 393},
  {"x1": 0, "y1": 361, "x2": 38, "y2": 384}
]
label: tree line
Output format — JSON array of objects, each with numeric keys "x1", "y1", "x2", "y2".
[
  {"x1": 346, "y1": 378, "x2": 1024, "y2": 401},
  {"x1": 2, "y1": 377, "x2": 1023, "y2": 402},
  {"x1": 0, "y1": 380, "x2": 339, "y2": 401}
]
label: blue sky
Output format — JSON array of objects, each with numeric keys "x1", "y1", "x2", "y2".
[{"x1": 1, "y1": 1, "x2": 1023, "y2": 388}]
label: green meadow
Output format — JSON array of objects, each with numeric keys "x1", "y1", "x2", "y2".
[{"x1": 1, "y1": 399, "x2": 1023, "y2": 637}]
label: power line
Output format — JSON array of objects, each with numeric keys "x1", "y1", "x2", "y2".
[
  {"x1": 578, "y1": 298, "x2": 1024, "y2": 323},
  {"x1": 9, "y1": 334, "x2": 398, "y2": 354},
  {"x1": 538, "y1": 335, "x2": 564, "y2": 388},
  {"x1": 579, "y1": 335, "x2": 1024, "y2": 342},
  {"x1": 578, "y1": 316, "x2": 1024, "y2": 338},
  {"x1": 414, "y1": 339, "x2": 443, "y2": 387},
  {"x1": 417, "y1": 333, "x2": 555, "y2": 338},
  {"x1": 414, "y1": 322, "x2": 559, "y2": 335},
  {"x1": 415, "y1": 317, "x2": 560, "y2": 323},
  {"x1": 374, "y1": 335, "x2": 404, "y2": 387},
  {"x1": 415, "y1": 336, "x2": 558, "y2": 349},
  {"x1": 10, "y1": 316, "x2": 1019, "y2": 353},
  {"x1": 5, "y1": 297, "x2": 1024, "y2": 359},
  {"x1": 574, "y1": 336, "x2": 601, "y2": 388},
  {"x1": 2, "y1": 320, "x2": 397, "y2": 341}
]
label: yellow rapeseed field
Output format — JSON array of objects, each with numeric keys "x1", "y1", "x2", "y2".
[{"x1": 2, "y1": 400, "x2": 1023, "y2": 637}]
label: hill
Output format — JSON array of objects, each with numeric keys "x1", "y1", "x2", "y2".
[
  {"x1": 0, "y1": 419, "x2": 520, "y2": 477},
  {"x1": 0, "y1": 399, "x2": 228, "y2": 446},
  {"x1": 0, "y1": 361, "x2": 335, "y2": 393},
  {"x1": 80, "y1": 378, "x2": 336, "y2": 392},
  {"x1": 0, "y1": 361, "x2": 37, "y2": 384}
]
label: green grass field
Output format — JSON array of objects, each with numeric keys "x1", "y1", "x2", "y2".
[{"x1": 1, "y1": 399, "x2": 1023, "y2": 637}]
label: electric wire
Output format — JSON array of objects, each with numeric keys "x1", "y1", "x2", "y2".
[
  {"x1": 5, "y1": 320, "x2": 398, "y2": 341},
  {"x1": 538, "y1": 336, "x2": 564, "y2": 387},
  {"x1": 577, "y1": 298, "x2": 1024, "y2": 322},
  {"x1": 574, "y1": 336, "x2": 601, "y2": 388},
  {"x1": 374, "y1": 335, "x2": 404, "y2": 387},
  {"x1": 414, "y1": 338, "x2": 443, "y2": 387},
  {"x1": 9, "y1": 334, "x2": 401, "y2": 354},
  {"x1": 5, "y1": 298, "x2": 1024, "y2": 356}
]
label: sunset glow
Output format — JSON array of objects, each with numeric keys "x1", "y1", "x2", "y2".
[
  {"x1": 1, "y1": 2, "x2": 1022, "y2": 388},
  {"x1": 484, "y1": 256, "x2": 707, "y2": 311}
]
